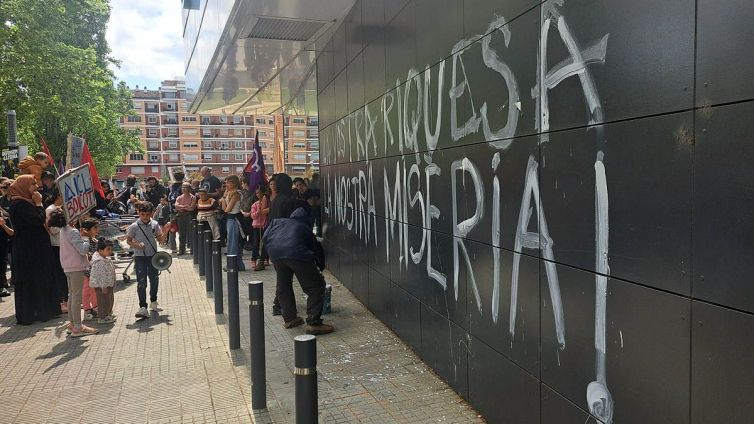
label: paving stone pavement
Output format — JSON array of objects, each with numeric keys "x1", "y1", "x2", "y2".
[{"x1": 0, "y1": 251, "x2": 483, "y2": 423}]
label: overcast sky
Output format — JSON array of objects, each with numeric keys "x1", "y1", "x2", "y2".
[{"x1": 106, "y1": 0, "x2": 185, "y2": 90}]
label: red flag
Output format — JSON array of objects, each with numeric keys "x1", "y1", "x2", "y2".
[
  {"x1": 82, "y1": 143, "x2": 104, "y2": 198},
  {"x1": 40, "y1": 138, "x2": 59, "y2": 175}
]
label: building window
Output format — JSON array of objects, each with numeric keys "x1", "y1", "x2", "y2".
[
  {"x1": 293, "y1": 154, "x2": 306, "y2": 161},
  {"x1": 201, "y1": 117, "x2": 211, "y2": 125},
  {"x1": 234, "y1": 141, "x2": 244, "y2": 149},
  {"x1": 169, "y1": 154, "x2": 179, "y2": 161},
  {"x1": 293, "y1": 130, "x2": 306, "y2": 137},
  {"x1": 293, "y1": 143, "x2": 306, "y2": 148},
  {"x1": 168, "y1": 141, "x2": 178, "y2": 149},
  {"x1": 235, "y1": 154, "x2": 244, "y2": 161},
  {"x1": 221, "y1": 154, "x2": 229, "y2": 161},
  {"x1": 220, "y1": 116, "x2": 228, "y2": 124},
  {"x1": 133, "y1": 103, "x2": 143, "y2": 109},
  {"x1": 255, "y1": 118, "x2": 265, "y2": 124},
  {"x1": 149, "y1": 153, "x2": 159, "y2": 162},
  {"x1": 129, "y1": 153, "x2": 144, "y2": 161},
  {"x1": 293, "y1": 117, "x2": 305, "y2": 124},
  {"x1": 148, "y1": 129, "x2": 158, "y2": 137},
  {"x1": 151, "y1": 166, "x2": 159, "y2": 172},
  {"x1": 219, "y1": 128, "x2": 228, "y2": 136},
  {"x1": 233, "y1": 116, "x2": 242, "y2": 124},
  {"x1": 148, "y1": 140, "x2": 159, "y2": 149},
  {"x1": 307, "y1": 117, "x2": 319, "y2": 126},
  {"x1": 234, "y1": 129, "x2": 243, "y2": 136},
  {"x1": 148, "y1": 116, "x2": 158, "y2": 124},
  {"x1": 163, "y1": 92, "x2": 176, "y2": 99},
  {"x1": 222, "y1": 167, "x2": 230, "y2": 173},
  {"x1": 184, "y1": 154, "x2": 199, "y2": 161},
  {"x1": 132, "y1": 166, "x2": 145, "y2": 174},
  {"x1": 165, "y1": 103, "x2": 175, "y2": 111},
  {"x1": 268, "y1": 120, "x2": 273, "y2": 125},
  {"x1": 181, "y1": 116, "x2": 197, "y2": 122},
  {"x1": 236, "y1": 166, "x2": 244, "y2": 172},
  {"x1": 257, "y1": 131, "x2": 267, "y2": 137},
  {"x1": 219, "y1": 141, "x2": 229, "y2": 149},
  {"x1": 167, "y1": 129, "x2": 178, "y2": 137},
  {"x1": 183, "y1": 129, "x2": 197, "y2": 136},
  {"x1": 203, "y1": 141, "x2": 212, "y2": 149},
  {"x1": 202, "y1": 128, "x2": 211, "y2": 136},
  {"x1": 127, "y1": 115, "x2": 141, "y2": 123},
  {"x1": 309, "y1": 142, "x2": 319, "y2": 149},
  {"x1": 259, "y1": 142, "x2": 267, "y2": 148},
  {"x1": 183, "y1": 142, "x2": 198, "y2": 148},
  {"x1": 203, "y1": 154, "x2": 213, "y2": 161}
]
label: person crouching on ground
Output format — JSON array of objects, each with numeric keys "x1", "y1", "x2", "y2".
[
  {"x1": 52, "y1": 209, "x2": 98, "y2": 337},
  {"x1": 89, "y1": 238, "x2": 117, "y2": 324},
  {"x1": 126, "y1": 202, "x2": 165, "y2": 319},
  {"x1": 264, "y1": 199, "x2": 332, "y2": 333}
]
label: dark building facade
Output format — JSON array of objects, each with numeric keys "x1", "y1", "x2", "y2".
[{"x1": 317, "y1": 0, "x2": 754, "y2": 423}]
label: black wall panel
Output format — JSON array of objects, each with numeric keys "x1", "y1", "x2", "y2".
[
  {"x1": 317, "y1": 0, "x2": 754, "y2": 422},
  {"x1": 691, "y1": 302, "x2": 754, "y2": 424}
]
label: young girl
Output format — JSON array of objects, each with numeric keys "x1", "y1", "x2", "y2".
[
  {"x1": 221, "y1": 175, "x2": 245, "y2": 271},
  {"x1": 249, "y1": 185, "x2": 270, "y2": 271},
  {"x1": 89, "y1": 238, "x2": 116, "y2": 323},
  {"x1": 80, "y1": 219, "x2": 99, "y2": 320}
]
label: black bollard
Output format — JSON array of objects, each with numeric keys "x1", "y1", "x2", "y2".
[
  {"x1": 226, "y1": 254, "x2": 240, "y2": 349},
  {"x1": 213, "y1": 240, "x2": 223, "y2": 314},
  {"x1": 294, "y1": 335, "x2": 318, "y2": 424},
  {"x1": 204, "y1": 229, "x2": 213, "y2": 292},
  {"x1": 248, "y1": 281, "x2": 266, "y2": 410},
  {"x1": 191, "y1": 219, "x2": 198, "y2": 264},
  {"x1": 197, "y1": 222, "x2": 206, "y2": 276}
]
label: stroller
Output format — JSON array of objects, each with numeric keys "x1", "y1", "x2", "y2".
[{"x1": 93, "y1": 211, "x2": 139, "y2": 284}]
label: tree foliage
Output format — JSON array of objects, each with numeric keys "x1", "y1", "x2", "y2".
[{"x1": 0, "y1": 0, "x2": 140, "y2": 177}]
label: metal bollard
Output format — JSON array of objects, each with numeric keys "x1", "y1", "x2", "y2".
[
  {"x1": 204, "y1": 229, "x2": 213, "y2": 291},
  {"x1": 190, "y1": 219, "x2": 197, "y2": 263},
  {"x1": 213, "y1": 240, "x2": 223, "y2": 314},
  {"x1": 248, "y1": 281, "x2": 266, "y2": 409},
  {"x1": 197, "y1": 222, "x2": 206, "y2": 276},
  {"x1": 294, "y1": 335, "x2": 318, "y2": 424},
  {"x1": 226, "y1": 254, "x2": 240, "y2": 349}
]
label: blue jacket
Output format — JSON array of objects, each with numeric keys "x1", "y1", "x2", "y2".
[{"x1": 263, "y1": 207, "x2": 324, "y2": 269}]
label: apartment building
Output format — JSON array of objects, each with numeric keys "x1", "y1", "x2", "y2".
[{"x1": 116, "y1": 79, "x2": 318, "y2": 181}]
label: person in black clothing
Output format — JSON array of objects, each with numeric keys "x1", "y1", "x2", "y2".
[
  {"x1": 0, "y1": 178, "x2": 13, "y2": 293},
  {"x1": 40, "y1": 171, "x2": 57, "y2": 208},
  {"x1": 8, "y1": 175, "x2": 61, "y2": 324},
  {"x1": 117, "y1": 175, "x2": 140, "y2": 206},
  {"x1": 264, "y1": 173, "x2": 332, "y2": 334},
  {"x1": 144, "y1": 176, "x2": 166, "y2": 207}
]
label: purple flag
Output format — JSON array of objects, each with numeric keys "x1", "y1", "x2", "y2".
[{"x1": 243, "y1": 131, "x2": 267, "y2": 192}]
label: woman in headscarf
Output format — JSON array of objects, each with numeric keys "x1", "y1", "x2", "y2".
[{"x1": 8, "y1": 175, "x2": 61, "y2": 324}]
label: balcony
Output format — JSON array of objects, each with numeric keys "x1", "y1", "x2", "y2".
[
  {"x1": 163, "y1": 119, "x2": 178, "y2": 125},
  {"x1": 144, "y1": 107, "x2": 159, "y2": 114}
]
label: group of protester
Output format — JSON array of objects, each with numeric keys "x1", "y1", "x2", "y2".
[{"x1": 1, "y1": 156, "x2": 332, "y2": 336}]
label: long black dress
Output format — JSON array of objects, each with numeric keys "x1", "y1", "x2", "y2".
[{"x1": 9, "y1": 199, "x2": 61, "y2": 324}]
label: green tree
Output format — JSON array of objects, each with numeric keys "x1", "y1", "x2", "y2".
[{"x1": 0, "y1": 0, "x2": 141, "y2": 177}]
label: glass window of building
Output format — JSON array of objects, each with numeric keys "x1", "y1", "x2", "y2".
[
  {"x1": 148, "y1": 116, "x2": 158, "y2": 124},
  {"x1": 220, "y1": 116, "x2": 228, "y2": 124},
  {"x1": 183, "y1": 142, "x2": 198, "y2": 148},
  {"x1": 220, "y1": 141, "x2": 229, "y2": 149},
  {"x1": 222, "y1": 167, "x2": 230, "y2": 173},
  {"x1": 203, "y1": 153, "x2": 212, "y2": 161},
  {"x1": 168, "y1": 141, "x2": 178, "y2": 149},
  {"x1": 255, "y1": 118, "x2": 265, "y2": 124},
  {"x1": 202, "y1": 128, "x2": 211, "y2": 136},
  {"x1": 151, "y1": 167, "x2": 159, "y2": 172},
  {"x1": 127, "y1": 115, "x2": 141, "y2": 123},
  {"x1": 203, "y1": 141, "x2": 212, "y2": 148},
  {"x1": 234, "y1": 141, "x2": 243, "y2": 149},
  {"x1": 236, "y1": 166, "x2": 244, "y2": 172},
  {"x1": 221, "y1": 154, "x2": 229, "y2": 161},
  {"x1": 234, "y1": 128, "x2": 243, "y2": 136},
  {"x1": 293, "y1": 143, "x2": 306, "y2": 148},
  {"x1": 183, "y1": 128, "x2": 197, "y2": 136},
  {"x1": 293, "y1": 154, "x2": 306, "y2": 161},
  {"x1": 234, "y1": 154, "x2": 244, "y2": 161},
  {"x1": 149, "y1": 153, "x2": 159, "y2": 162},
  {"x1": 233, "y1": 116, "x2": 242, "y2": 124},
  {"x1": 131, "y1": 166, "x2": 145, "y2": 174},
  {"x1": 129, "y1": 153, "x2": 144, "y2": 161},
  {"x1": 293, "y1": 130, "x2": 306, "y2": 137},
  {"x1": 293, "y1": 117, "x2": 305, "y2": 124},
  {"x1": 184, "y1": 154, "x2": 199, "y2": 161},
  {"x1": 169, "y1": 154, "x2": 179, "y2": 161},
  {"x1": 148, "y1": 140, "x2": 159, "y2": 149}
]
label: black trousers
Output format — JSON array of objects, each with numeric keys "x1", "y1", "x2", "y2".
[
  {"x1": 135, "y1": 256, "x2": 159, "y2": 308},
  {"x1": 274, "y1": 259, "x2": 325, "y2": 325}
]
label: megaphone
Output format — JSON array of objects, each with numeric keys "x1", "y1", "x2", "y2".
[{"x1": 152, "y1": 251, "x2": 173, "y2": 273}]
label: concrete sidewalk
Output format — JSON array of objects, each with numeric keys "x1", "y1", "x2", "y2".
[{"x1": 0, "y1": 253, "x2": 481, "y2": 423}]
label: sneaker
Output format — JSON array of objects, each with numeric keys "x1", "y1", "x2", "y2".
[
  {"x1": 70, "y1": 325, "x2": 98, "y2": 337},
  {"x1": 149, "y1": 301, "x2": 162, "y2": 311},
  {"x1": 97, "y1": 316, "x2": 116, "y2": 324},
  {"x1": 305, "y1": 323, "x2": 335, "y2": 335},
  {"x1": 54, "y1": 322, "x2": 73, "y2": 338},
  {"x1": 253, "y1": 261, "x2": 265, "y2": 271},
  {"x1": 284, "y1": 317, "x2": 304, "y2": 328},
  {"x1": 84, "y1": 312, "x2": 95, "y2": 321},
  {"x1": 135, "y1": 307, "x2": 149, "y2": 318}
]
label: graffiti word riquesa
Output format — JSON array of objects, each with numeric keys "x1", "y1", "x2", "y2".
[{"x1": 323, "y1": 2, "x2": 614, "y2": 423}]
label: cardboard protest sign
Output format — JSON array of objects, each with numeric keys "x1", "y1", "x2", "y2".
[
  {"x1": 66, "y1": 134, "x2": 85, "y2": 170},
  {"x1": 57, "y1": 163, "x2": 96, "y2": 223},
  {"x1": 168, "y1": 165, "x2": 187, "y2": 182}
]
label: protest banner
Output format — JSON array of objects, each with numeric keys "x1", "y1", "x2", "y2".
[
  {"x1": 168, "y1": 165, "x2": 187, "y2": 182},
  {"x1": 57, "y1": 163, "x2": 96, "y2": 223},
  {"x1": 66, "y1": 134, "x2": 85, "y2": 169}
]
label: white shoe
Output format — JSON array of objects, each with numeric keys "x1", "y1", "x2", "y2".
[
  {"x1": 149, "y1": 301, "x2": 162, "y2": 311},
  {"x1": 135, "y1": 307, "x2": 149, "y2": 318}
]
